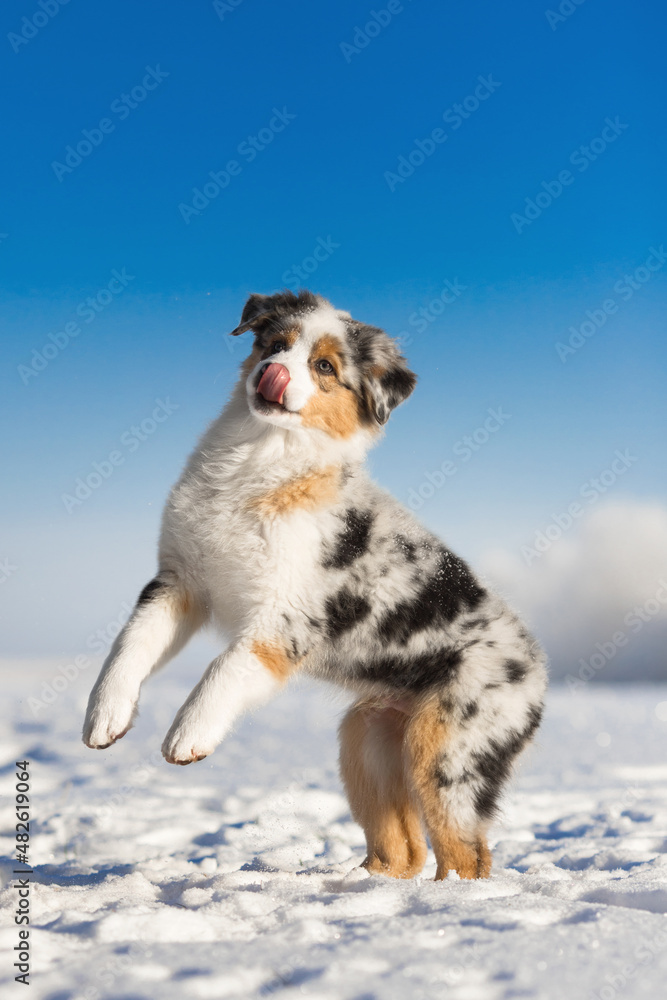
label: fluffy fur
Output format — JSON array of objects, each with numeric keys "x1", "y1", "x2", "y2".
[{"x1": 83, "y1": 290, "x2": 547, "y2": 880}]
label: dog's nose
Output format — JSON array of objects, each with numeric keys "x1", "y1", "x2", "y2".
[{"x1": 257, "y1": 362, "x2": 290, "y2": 404}]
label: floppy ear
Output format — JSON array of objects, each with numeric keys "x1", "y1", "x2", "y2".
[
  {"x1": 350, "y1": 322, "x2": 417, "y2": 425},
  {"x1": 362, "y1": 361, "x2": 417, "y2": 424},
  {"x1": 229, "y1": 293, "x2": 274, "y2": 336}
]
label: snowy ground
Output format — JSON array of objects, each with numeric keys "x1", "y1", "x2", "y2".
[{"x1": 2, "y1": 658, "x2": 667, "y2": 1000}]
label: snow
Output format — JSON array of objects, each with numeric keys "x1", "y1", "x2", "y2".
[{"x1": 2, "y1": 658, "x2": 667, "y2": 999}]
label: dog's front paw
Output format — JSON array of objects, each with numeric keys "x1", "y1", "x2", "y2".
[
  {"x1": 161, "y1": 720, "x2": 216, "y2": 765},
  {"x1": 83, "y1": 694, "x2": 137, "y2": 749},
  {"x1": 161, "y1": 733, "x2": 214, "y2": 765}
]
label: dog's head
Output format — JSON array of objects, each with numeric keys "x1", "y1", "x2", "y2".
[{"x1": 231, "y1": 290, "x2": 416, "y2": 438}]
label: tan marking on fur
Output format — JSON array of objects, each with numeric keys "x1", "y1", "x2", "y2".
[
  {"x1": 405, "y1": 698, "x2": 491, "y2": 880},
  {"x1": 476, "y1": 835, "x2": 492, "y2": 878},
  {"x1": 240, "y1": 346, "x2": 263, "y2": 378},
  {"x1": 251, "y1": 640, "x2": 294, "y2": 682},
  {"x1": 248, "y1": 465, "x2": 340, "y2": 519},
  {"x1": 339, "y1": 701, "x2": 427, "y2": 879},
  {"x1": 259, "y1": 328, "x2": 300, "y2": 360},
  {"x1": 297, "y1": 335, "x2": 365, "y2": 439},
  {"x1": 280, "y1": 328, "x2": 300, "y2": 349},
  {"x1": 300, "y1": 383, "x2": 363, "y2": 438},
  {"x1": 240, "y1": 330, "x2": 300, "y2": 379},
  {"x1": 156, "y1": 584, "x2": 203, "y2": 626},
  {"x1": 310, "y1": 334, "x2": 345, "y2": 375}
]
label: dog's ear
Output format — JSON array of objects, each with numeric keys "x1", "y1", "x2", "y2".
[
  {"x1": 354, "y1": 324, "x2": 417, "y2": 425},
  {"x1": 362, "y1": 362, "x2": 417, "y2": 425},
  {"x1": 229, "y1": 293, "x2": 275, "y2": 336}
]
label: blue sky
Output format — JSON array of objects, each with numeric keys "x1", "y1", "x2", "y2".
[{"x1": 1, "y1": 0, "x2": 665, "y2": 657}]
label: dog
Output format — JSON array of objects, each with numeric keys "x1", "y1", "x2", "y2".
[{"x1": 83, "y1": 289, "x2": 547, "y2": 880}]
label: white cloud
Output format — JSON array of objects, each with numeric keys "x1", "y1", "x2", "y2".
[{"x1": 481, "y1": 501, "x2": 667, "y2": 683}]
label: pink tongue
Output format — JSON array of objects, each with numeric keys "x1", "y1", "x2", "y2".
[{"x1": 257, "y1": 363, "x2": 290, "y2": 404}]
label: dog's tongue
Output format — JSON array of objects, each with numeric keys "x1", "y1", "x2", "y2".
[{"x1": 257, "y1": 363, "x2": 290, "y2": 404}]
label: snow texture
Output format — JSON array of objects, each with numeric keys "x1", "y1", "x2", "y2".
[{"x1": 2, "y1": 660, "x2": 667, "y2": 999}]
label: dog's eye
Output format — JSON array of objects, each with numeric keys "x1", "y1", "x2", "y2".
[
  {"x1": 270, "y1": 340, "x2": 285, "y2": 355},
  {"x1": 316, "y1": 359, "x2": 334, "y2": 374}
]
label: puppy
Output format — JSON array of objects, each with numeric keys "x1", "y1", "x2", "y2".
[{"x1": 83, "y1": 290, "x2": 547, "y2": 880}]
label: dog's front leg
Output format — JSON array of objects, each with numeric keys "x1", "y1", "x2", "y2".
[
  {"x1": 161, "y1": 638, "x2": 293, "y2": 765},
  {"x1": 84, "y1": 577, "x2": 204, "y2": 749}
]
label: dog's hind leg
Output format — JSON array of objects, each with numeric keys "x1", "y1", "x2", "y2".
[
  {"x1": 404, "y1": 697, "x2": 491, "y2": 880},
  {"x1": 339, "y1": 700, "x2": 427, "y2": 879},
  {"x1": 83, "y1": 574, "x2": 205, "y2": 749}
]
